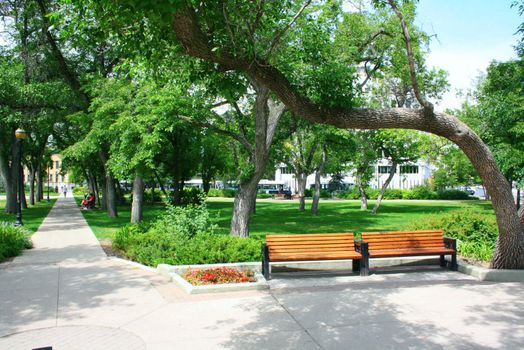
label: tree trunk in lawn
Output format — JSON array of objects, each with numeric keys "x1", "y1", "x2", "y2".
[
  {"x1": 311, "y1": 146, "x2": 328, "y2": 216},
  {"x1": 172, "y1": 7, "x2": 524, "y2": 268},
  {"x1": 296, "y1": 173, "x2": 307, "y2": 211},
  {"x1": 251, "y1": 191, "x2": 257, "y2": 215},
  {"x1": 131, "y1": 174, "x2": 144, "y2": 224},
  {"x1": 172, "y1": 178, "x2": 184, "y2": 205},
  {"x1": 153, "y1": 169, "x2": 169, "y2": 199},
  {"x1": 105, "y1": 175, "x2": 118, "y2": 217},
  {"x1": 231, "y1": 176, "x2": 262, "y2": 238},
  {"x1": 372, "y1": 161, "x2": 397, "y2": 215},
  {"x1": 356, "y1": 174, "x2": 367, "y2": 211},
  {"x1": 36, "y1": 165, "x2": 43, "y2": 201},
  {"x1": 4, "y1": 179, "x2": 17, "y2": 214},
  {"x1": 21, "y1": 167, "x2": 27, "y2": 209},
  {"x1": 230, "y1": 85, "x2": 286, "y2": 237},
  {"x1": 29, "y1": 167, "x2": 36, "y2": 206}
]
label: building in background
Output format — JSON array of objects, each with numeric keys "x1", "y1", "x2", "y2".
[
  {"x1": 23, "y1": 154, "x2": 73, "y2": 191},
  {"x1": 275, "y1": 159, "x2": 432, "y2": 193}
]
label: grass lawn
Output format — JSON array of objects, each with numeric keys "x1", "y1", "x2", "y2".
[
  {"x1": 0, "y1": 199, "x2": 56, "y2": 233},
  {"x1": 75, "y1": 196, "x2": 495, "y2": 240}
]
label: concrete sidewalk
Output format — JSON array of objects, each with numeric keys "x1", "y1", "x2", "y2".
[{"x1": 1, "y1": 197, "x2": 524, "y2": 349}]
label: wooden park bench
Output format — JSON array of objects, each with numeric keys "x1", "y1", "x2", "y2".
[
  {"x1": 262, "y1": 233, "x2": 368, "y2": 279},
  {"x1": 360, "y1": 230, "x2": 457, "y2": 275}
]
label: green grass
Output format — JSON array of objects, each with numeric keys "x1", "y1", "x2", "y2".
[
  {"x1": 0, "y1": 199, "x2": 57, "y2": 233},
  {"x1": 75, "y1": 196, "x2": 495, "y2": 240}
]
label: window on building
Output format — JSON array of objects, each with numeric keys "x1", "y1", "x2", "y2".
[
  {"x1": 400, "y1": 165, "x2": 419, "y2": 174},
  {"x1": 55, "y1": 174, "x2": 58, "y2": 182},
  {"x1": 280, "y1": 167, "x2": 292, "y2": 174},
  {"x1": 55, "y1": 161, "x2": 59, "y2": 170},
  {"x1": 378, "y1": 166, "x2": 392, "y2": 174}
]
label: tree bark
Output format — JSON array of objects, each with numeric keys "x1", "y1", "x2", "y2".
[
  {"x1": 36, "y1": 165, "x2": 43, "y2": 201},
  {"x1": 372, "y1": 161, "x2": 397, "y2": 214},
  {"x1": 231, "y1": 177, "x2": 261, "y2": 238},
  {"x1": 29, "y1": 167, "x2": 36, "y2": 206},
  {"x1": 230, "y1": 84, "x2": 286, "y2": 237},
  {"x1": 172, "y1": 6, "x2": 524, "y2": 268},
  {"x1": 105, "y1": 175, "x2": 118, "y2": 217},
  {"x1": 311, "y1": 146, "x2": 328, "y2": 216},
  {"x1": 356, "y1": 174, "x2": 368, "y2": 211},
  {"x1": 296, "y1": 173, "x2": 308, "y2": 211},
  {"x1": 153, "y1": 169, "x2": 169, "y2": 199},
  {"x1": 131, "y1": 174, "x2": 145, "y2": 224}
]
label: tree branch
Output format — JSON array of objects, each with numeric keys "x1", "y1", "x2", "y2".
[
  {"x1": 387, "y1": 0, "x2": 433, "y2": 113},
  {"x1": 176, "y1": 114, "x2": 254, "y2": 155},
  {"x1": 265, "y1": 0, "x2": 311, "y2": 59}
]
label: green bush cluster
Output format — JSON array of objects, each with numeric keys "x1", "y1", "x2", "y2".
[
  {"x1": 0, "y1": 222, "x2": 32, "y2": 262},
  {"x1": 113, "y1": 203, "x2": 261, "y2": 267},
  {"x1": 256, "y1": 192, "x2": 272, "y2": 199},
  {"x1": 72, "y1": 186, "x2": 88, "y2": 195},
  {"x1": 407, "y1": 209, "x2": 498, "y2": 262},
  {"x1": 335, "y1": 186, "x2": 473, "y2": 200},
  {"x1": 207, "y1": 188, "x2": 237, "y2": 197}
]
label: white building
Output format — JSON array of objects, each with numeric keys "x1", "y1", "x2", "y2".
[{"x1": 274, "y1": 159, "x2": 432, "y2": 193}]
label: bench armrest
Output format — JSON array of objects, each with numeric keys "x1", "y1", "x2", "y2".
[
  {"x1": 354, "y1": 240, "x2": 369, "y2": 256},
  {"x1": 444, "y1": 237, "x2": 457, "y2": 251}
]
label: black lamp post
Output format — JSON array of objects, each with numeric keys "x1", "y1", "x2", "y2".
[
  {"x1": 15, "y1": 128, "x2": 27, "y2": 226},
  {"x1": 47, "y1": 166, "x2": 50, "y2": 202}
]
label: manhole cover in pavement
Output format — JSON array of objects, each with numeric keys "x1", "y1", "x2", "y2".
[{"x1": 0, "y1": 325, "x2": 146, "y2": 350}]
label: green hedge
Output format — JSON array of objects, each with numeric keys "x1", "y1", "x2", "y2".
[
  {"x1": 407, "y1": 209, "x2": 497, "y2": 262},
  {"x1": 113, "y1": 203, "x2": 261, "y2": 266},
  {"x1": 336, "y1": 186, "x2": 473, "y2": 200},
  {"x1": 207, "y1": 188, "x2": 237, "y2": 197},
  {"x1": 0, "y1": 222, "x2": 32, "y2": 262}
]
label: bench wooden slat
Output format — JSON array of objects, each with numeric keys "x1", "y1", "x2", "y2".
[{"x1": 369, "y1": 248, "x2": 455, "y2": 258}]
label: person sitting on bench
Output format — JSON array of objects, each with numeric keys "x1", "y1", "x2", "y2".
[{"x1": 81, "y1": 193, "x2": 96, "y2": 209}]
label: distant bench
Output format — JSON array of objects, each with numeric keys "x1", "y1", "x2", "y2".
[
  {"x1": 262, "y1": 233, "x2": 368, "y2": 279},
  {"x1": 360, "y1": 229, "x2": 457, "y2": 274}
]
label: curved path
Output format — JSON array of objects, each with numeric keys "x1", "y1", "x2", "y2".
[{"x1": 1, "y1": 197, "x2": 524, "y2": 349}]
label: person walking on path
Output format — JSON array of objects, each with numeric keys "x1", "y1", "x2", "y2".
[{"x1": 62, "y1": 185, "x2": 67, "y2": 198}]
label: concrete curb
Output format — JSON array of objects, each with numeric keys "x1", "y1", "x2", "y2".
[
  {"x1": 457, "y1": 260, "x2": 524, "y2": 282},
  {"x1": 109, "y1": 257, "x2": 157, "y2": 273}
]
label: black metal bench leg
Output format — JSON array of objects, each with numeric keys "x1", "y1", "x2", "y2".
[
  {"x1": 352, "y1": 259, "x2": 360, "y2": 273},
  {"x1": 451, "y1": 252, "x2": 458, "y2": 271},
  {"x1": 439, "y1": 255, "x2": 446, "y2": 267},
  {"x1": 360, "y1": 243, "x2": 369, "y2": 277},
  {"x1": 262, "y1": 244, "x2": 270, "y2": 279}
]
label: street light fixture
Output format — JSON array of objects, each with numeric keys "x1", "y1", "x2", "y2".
[{"x1": 15, "y1": 128, "x2": 27, "y2": 226}]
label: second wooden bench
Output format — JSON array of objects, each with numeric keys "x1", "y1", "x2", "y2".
[{"x1": 360, "y1": 229, "x2": 457, "y2": 275}]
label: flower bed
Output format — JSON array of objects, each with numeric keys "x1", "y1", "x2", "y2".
[{"x1": 183, "y1": 267, "x2": 256, "y2": 285}]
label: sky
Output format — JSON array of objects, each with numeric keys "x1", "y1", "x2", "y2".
[{"x1": 416, "y1": 0, "x2": 522, "y2": 110}]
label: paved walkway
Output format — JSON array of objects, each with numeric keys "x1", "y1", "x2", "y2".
[{"x1": 1, "y1": 197, "x2": 524, "y2": 349}]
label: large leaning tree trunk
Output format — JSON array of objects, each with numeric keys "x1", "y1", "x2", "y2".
[
  {"x1": 372, "y1": 161, "x2": 398, "y2": 215},
  {"x1": 230, "y1": 84, "x2": 286, "y2": 237},
  {"x1": 131, "y1": 173, "x2": 145, "y2": 224},
  {"x1": 172, "y1": 6, "x2": 524, "y2": 268},
  {"x1": 311, "y1": 145, "x2": 328, "y2": 216}
]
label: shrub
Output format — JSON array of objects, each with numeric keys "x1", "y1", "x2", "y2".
[
  {"x1": 256, "y1": 192, "x2": 272, "y2": 199},
  {"x1": 320, "y1": 189, "x2": 331, "y2": 199},
  {"x1": 407, "y1": 209, "x2": 498, "y2": 262},
  {"x1": 112, "y1": 202, "x2": 262, "y2": 266},
  {"x1": 404, "y1": 185, "x2": 438, "y2": 200},
  {"x1": 207, "y1": 188, "x2": 237, "y2": 197},
  {"x1": 437, "y1": 189, "x2": 472, "y2": 200},
  {"x1": 72, "y1": 186, "x2": 88, "y2": 195},
  {"x1": 0, "y1": 222, "x2": 32, "y2": 262},
  {"x1": 304, "y1": 189, "x2": 313, "y2": 197},
  {"x1": 179, "y1": 187, "x2": 205, "y2": 205},
  {"x1": 382, "y1": 189, "x2": 404, "y2": 199}
]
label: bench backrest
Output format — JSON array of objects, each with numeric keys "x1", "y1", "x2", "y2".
[
  {"x1": 361, "y1": 230, "x2": 445, "y2": 251},
  {"x1": 266, "y1": 233, "x2": 356, "y2": 257}
]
